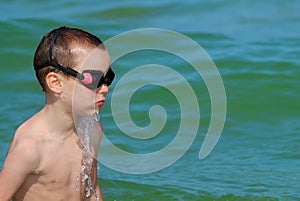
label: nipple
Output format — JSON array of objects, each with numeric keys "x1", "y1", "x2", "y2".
[{"x1": 81, "y1": 72, "x2": 93, "y2": 85}]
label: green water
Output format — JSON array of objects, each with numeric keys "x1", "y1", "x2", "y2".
[{"x1": 0, "y1": 1, "x2": 299, "y2": 200}]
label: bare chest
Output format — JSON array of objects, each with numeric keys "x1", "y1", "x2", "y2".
[
  {"x1": 14, "y1": 136, "x2": 85, "y2": 200},
  {"x1": 39, "y1": 137, "x2": 83, "y2": 187}
]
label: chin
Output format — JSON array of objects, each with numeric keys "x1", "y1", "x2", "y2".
[{"x1": 73, "y1": 107, "x2": 97, "y2": 117}]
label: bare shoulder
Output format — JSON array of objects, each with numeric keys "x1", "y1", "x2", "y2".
[
  {"x1": 12, "y1": 121, "x2": 40, "y2": 153},
  {"x1": 5, "y1": 114, "x2": 44, "y2": 171},
  {"x1": 0, "y1": 114, "x2": 44, "y2": 199}
]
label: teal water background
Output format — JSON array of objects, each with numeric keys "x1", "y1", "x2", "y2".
[{"x1": 0, "y1": 1, "x2": 299, "y2": 200}]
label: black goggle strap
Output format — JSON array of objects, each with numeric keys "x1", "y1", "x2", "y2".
[
  {"x1": 49, "y1": 26, "x2": 67, "y2": 64},
  {"x1": 48, "y1": 26, "x2": 84, "y2": 80},
  {"x1": 47, "y1": 59, "x2": 84, "y2": 80}
]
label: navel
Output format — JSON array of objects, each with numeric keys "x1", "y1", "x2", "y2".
[{"x1": 50, "y1": 178, "x2": 56, "y2": 183}]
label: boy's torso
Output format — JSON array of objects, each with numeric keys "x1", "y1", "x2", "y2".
[{"x1": 12, "y1": 114, "x2": 96, "y2": 201}]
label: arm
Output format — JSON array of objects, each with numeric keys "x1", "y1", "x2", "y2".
[
  {"x1": 95, "y1": 184, "x2": 103, "y2": 201},
  {"x1": 0, "y1": 130, "x2": 40, "y2": 201}
]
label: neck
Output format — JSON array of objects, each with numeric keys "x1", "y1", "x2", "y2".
[{"x1": 42, "y1": 94, "x2": 76, "y2": 136}]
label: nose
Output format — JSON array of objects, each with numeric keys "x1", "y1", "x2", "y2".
[{"x1": 96, "y1": 84, "x2": 109, "y2": 95}]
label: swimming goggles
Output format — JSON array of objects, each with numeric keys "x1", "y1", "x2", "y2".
[{"x1": 35, "y1": 26, "x2": 115, "y2": 89}]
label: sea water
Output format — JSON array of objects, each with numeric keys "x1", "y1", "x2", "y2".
[{"x1": 0, "y1": 1, "x2": 299, "y2": 200}]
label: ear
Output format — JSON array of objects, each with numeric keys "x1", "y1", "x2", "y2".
[{"x1": 45, "y1": 72, "x2": 63, "y2": 94}]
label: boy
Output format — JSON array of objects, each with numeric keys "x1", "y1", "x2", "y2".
[{"x1": 0, "y1": 26, "x2": 114, "y2": 201}]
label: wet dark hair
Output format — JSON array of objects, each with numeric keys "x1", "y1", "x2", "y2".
[{"x1": 33, "y1": 26, "x2": 104, "y2": 91}]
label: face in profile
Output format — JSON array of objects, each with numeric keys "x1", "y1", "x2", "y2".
[{"x1": 71, "y1": 45, "x2": 112, "y2": 117}]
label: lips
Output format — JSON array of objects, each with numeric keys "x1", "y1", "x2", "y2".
[{"x1": 96, "y1": 100, "x2": 105, "y2": 107}]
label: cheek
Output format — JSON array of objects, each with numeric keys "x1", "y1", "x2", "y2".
[
  {"x1": 72, "y1": 84, "x2": 96, "y2": 114},
  {"x1": 62, "y1": 79, "x2": 75, "y2": 101}
]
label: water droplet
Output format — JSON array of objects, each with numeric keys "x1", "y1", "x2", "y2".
[
  {"x1": 94, "y1": 112, "x2": 100, "y2": 121},
  {"x1": 86, "y1": 187, "x2": 91, "y2": 197}
]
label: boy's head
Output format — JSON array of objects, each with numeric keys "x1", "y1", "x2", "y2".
[{"x1": 33, "y1": 26, "x2": 107, "y2": 92}]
